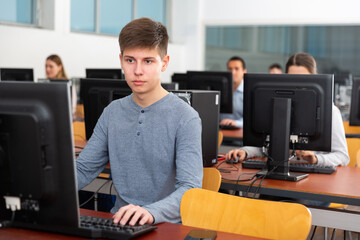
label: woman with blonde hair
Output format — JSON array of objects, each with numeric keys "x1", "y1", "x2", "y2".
[{"x1": 45, "y1": 54, "x2": 77, "y2": 115}]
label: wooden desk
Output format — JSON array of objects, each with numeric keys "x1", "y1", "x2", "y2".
[
  {"x1": 0, "y1": 209, "x2": 259, "y2": 240},
  {"x1": 217, "y1": 161, "x2": 360, "y2": 231},
  {"x1": 221, "y1": 128, "x2": 243, "y2": 141}
]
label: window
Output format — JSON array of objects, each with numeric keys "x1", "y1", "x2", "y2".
[
  {"x1": 71, "y1": 0, "x2": 167, "y2": 35},
  {"x1": 205, "y1": 25, "x2": 360, "y2": 77},
  {"x1": 0, "y1": 0, "x2": 37, "y2": 25}
]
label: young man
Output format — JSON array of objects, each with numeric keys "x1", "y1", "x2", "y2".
[
  {"x1": 219, "y1": 56, "x2": 247, "y2": 128},
  {"x1": 76, "y1": 18, "x2": 203, "y2": 226}
]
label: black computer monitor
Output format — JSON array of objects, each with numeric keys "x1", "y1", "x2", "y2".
[
  {"x1": 0, "y1": 68, "x2": 34, "y2": 81},
  {"x1": 0, "y1": 81, "x2": 82, "y2": 233},
  {"x1": 243, "y1": 73, "x2": 333, "y2": 181},
  {"x1": 171, "y1": 73, "x2": 189, "y2": 89},
  {"x1": 186, "y1": 71, "x2": 233, "y2": 113},
  {"x1": 80, "y1": 78, "x2": 132, "y2": 140},
  {"x1": 86, "y1": 68, "x2": 124, "y2": 79},
  {"x1": 161, "y1": 82, "x2": 179, "y2": 91},
  {"x1": 349, "y1": 77, "x2": 360, "y2": 126}
]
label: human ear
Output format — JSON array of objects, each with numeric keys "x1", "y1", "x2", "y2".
[{"x1": 161, "y1": 55, "x2": 170, "y2": 72}]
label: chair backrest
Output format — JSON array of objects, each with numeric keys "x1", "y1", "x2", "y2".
[
  {"x1": 218, "y1": 131, "x2": 223, "y2": 147},
  {"x1": 202, "y1": 168, "x2": 221, "y2": 192},
  {"x1": 73, "y1": 121, "x2": 86, "y2": 141},
  {"x1": 343, "y1": 121, "x2": 360, "y2": 134},
  {"x1": 181, "y1": 188, "x2": 312, "y2": 240},
  {"x1": 345, "y1": 138, "x2": 360, "y2": 167}
]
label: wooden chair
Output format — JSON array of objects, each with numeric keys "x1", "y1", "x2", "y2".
[
  {"x1": 202, "y1": 168, "x2": 221, "y2": 192},
  {"x1": 73, "y1": 121, "x2": 86, "y2": 141},
  {"x1": 345, "y1": 137, "x2": 360, "y2": 167},
  {"x1": 181, "y1": 188, "x2": 312, "y2": 240},
  {"x1": 218, "y1": 131, "x2": 223, "y2": 147},
  {"x1": 343, "y1": 121, "x2": 360, "y2": 134}
]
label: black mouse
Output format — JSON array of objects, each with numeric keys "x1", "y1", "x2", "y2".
[{"x1": 226, "y1": 156, "x2": 239, "y2": 164}]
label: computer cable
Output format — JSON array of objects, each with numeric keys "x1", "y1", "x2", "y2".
[
  {"x1": 0, "y1": 197, "x2": 19, "y2": 228},
  {"x1": 216, "y1": 160, "x2": 239, "y2": 173},
  {"x1": 79, "y1": 179, "x2": 112, "y2": 208}
]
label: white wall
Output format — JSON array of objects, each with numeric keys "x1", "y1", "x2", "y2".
[
  {"x1": 1, "y1": 0, "x2": 360, "y2": 81},
  {"x1": 0, "y1": 0, "x2": 188, "y2": 82}
]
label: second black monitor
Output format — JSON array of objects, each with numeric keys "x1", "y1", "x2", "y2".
[
  {"x1": 0, "y1": 68, "x2": 34, "y2": 81},
  {"x1": 172, "y1": 71, "x2": 233, "y2": 113},
  {"x1": 349, "y1": 77, "x2": 360, "y2": 126},
  {"x1": 86, "y1": 68, "x2": 124, "y2": 79}
]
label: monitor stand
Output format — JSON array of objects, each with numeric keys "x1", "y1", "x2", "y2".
[{"x1": 256, "y1": 97, "x2": 308, "y2": 182}]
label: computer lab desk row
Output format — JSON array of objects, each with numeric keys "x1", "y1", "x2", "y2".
[
  {"x1": 76, "y1": 139, "x2": 360, "y2": 233},
  {"x1": 0, "y1": 209, "x2": 256, "y2": 240}
]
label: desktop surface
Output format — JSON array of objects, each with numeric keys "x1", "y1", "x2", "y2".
[
  {"x1": 0, "y1": 209, "x2": 259, "y2": 240},
  {"x1": 217, "y1": 160, "x2": 360, "y2": 206}
]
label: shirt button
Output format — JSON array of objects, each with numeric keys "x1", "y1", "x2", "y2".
[
  {"x1": 141, "y1": 110, "x2": 144, "y2": 113},
  {"x1": 137, "y1": 132, "x2": 140, "y2": 136},
  {"x1": 139, "y1": 121, "x2": 142, "y2": 124}
]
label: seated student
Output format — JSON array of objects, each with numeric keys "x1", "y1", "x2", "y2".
[
  {"x1": 225, "y1": 53, "x2": 349, "y2": 206},
  {"x1": 45, "y1": 54, "x2": 77, "y2": 115},
  {"x1": 76, "y1": 18, "x2": 203, "y2": 226},
  {"x1": 268, "y1": 63, "x2": 283, "y2": 74},
  {"x1": 219, "y1": 56, "x2": 247, "y2": 128}
]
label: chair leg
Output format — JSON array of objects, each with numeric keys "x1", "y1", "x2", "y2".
[
  {"x1": 330, "y1": 228, "x2": 336, "y2": 240},
  {"x1": 309, "y1": 225, "x2": 317, "y2": 240},
  {"x1": 324, "y1": 227, "x2": 328, "y2": 240}
]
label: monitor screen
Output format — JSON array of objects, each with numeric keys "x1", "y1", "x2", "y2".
[
  {"x1": 186, "y1": 71, "x2": 233, "y2": 114},
  {"x1": 171, "y1": 73, "x2": 188, "y2": 89},
  {"x1": 349, "y1": 77, "x2": 360, "y2": 126},
  {"x1": 86, "y1": 68, "x2": 124, "y2": 79},
  {"x1": 0, "y1": 81, "x2": 80, "y2": 231},
  {"x1": 0, "y1": 68, "x2": 34, "y2": 81},
  {"x1": 80, "y1": 78, "x2": 132, "y2": 140},
  {"x1": 243, "y1": 73, "x2": 333, "y2": 181}
]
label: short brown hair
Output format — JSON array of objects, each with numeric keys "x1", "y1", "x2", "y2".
[
  {"x1": 285, "y1": 53, "x2": 317, "y2": 74},
  {"x1": 227, "y1": 56, "x2": 246, "y2": 70},
  {"x1": 119, "y1": 18, "x2": 169, "y2": 58}
]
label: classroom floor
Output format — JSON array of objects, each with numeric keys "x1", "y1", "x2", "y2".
[{"x1": 218, "y1": 144, "x2": 360, "y2": 240}]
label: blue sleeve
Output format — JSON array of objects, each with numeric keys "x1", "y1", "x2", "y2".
[
  {"x1": 76, "y1": 109, "x2": 110, "y2": 190},
  {"x1": 142, "y1": 116, "x2": 203, "y2": 224}
]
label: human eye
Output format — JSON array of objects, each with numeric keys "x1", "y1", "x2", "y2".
[
  {"x1": 127, "y1": 58, "x2": 134, "y2": 63},
  {"x1": 145, "y1": 59, "x2": 152, "y2": 64}
]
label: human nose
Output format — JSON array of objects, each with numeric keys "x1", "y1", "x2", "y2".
[{"x1": 134, "y1": 63, "x2": 143, "y2": 75}]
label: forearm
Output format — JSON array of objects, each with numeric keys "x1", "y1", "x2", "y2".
[{"x1": 241, "y1": 146, "x2": 263, "y2": 158}]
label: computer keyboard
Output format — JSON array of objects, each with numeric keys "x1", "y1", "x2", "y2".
[
  {"x1": 79, "y1": 215, "x2": 157, "y2": 239},
  {"x1": 219, "y1": 124, "x2": 240, "y2": 130},
  {"x1": 242, "y1": 159, "x2": 337, "y2": 174}
]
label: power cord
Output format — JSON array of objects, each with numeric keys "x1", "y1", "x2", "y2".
[{"x1": 79, "y1": 179, "x2": 112, "y2": 207}]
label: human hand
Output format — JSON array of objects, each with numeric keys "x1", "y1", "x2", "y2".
[
  {"x1": 295, "y1": 150, "x2": 318, "y2": 164},
  {"x1": 113, "y1": 204, "x2": 154, "y2": 226},
  {"x1": 225, "y1": 149, "x2": 247, "y2": 162},
  {"x1": 220, "y1": 119, "x2": 236, "y2": 126}
]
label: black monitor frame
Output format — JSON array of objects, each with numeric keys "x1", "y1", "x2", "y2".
[
  {"x1": 186, "y1": 71, "x2": 233, "y2": 114},
  {"x1": 171, "y1": 73, "x2": 189, "y2": 90},
  {"x1": 0, "y1": 81, "x2": 83, "y2": 233},
  {"x1": 80, "y1": 78, "x2": 132, "y2": 140},
  {"x1": 86, "y1": 68, "x2": 124, "y2": 79},
  {"x1": 0, "y1": 68, "x2": 34, "y2": 81},
  {"x1": 243, "y1": 73, "x2": 333, "y2": 181},
  {"x1": 349, "y1": 77, "x2": 360, "y2": 126}
]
